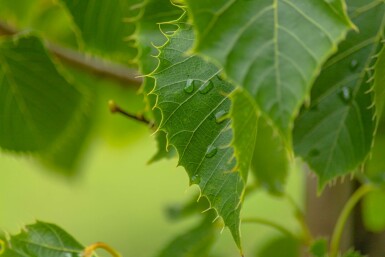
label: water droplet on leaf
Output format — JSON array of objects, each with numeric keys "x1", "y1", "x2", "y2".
[
  {"x1": 338, "y1": 87, "x2": 351, "y2": 104},
  {"x1": 350, "y1": 59, "x2": 359, "y2": 71},
  {"x1": 199, "y1": 80, "x2": 214, "y2": 94},
  {"x1": 205, "y1": 145, "x2": 218, "y2": 158},
  {"x1": 215, "y1": 110, "x2": 228, "y2": 124},
  {"x1": 191, "y1": 174, "x2": 201, "y2": 184},
  {"x1": 184, "y1": 79, "x2": 195, "y2": 94}
]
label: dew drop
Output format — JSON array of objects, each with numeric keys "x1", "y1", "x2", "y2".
[
  {"x1": 350, "y1": 59, "x2": 359, "y2": 71},
  {"x1": 338, "y1": 87, "x2": 351, "y2": 104},
  {"x1": 309, "y1": 149, "x2": 320, "y2": 157},
  {"x1": 215, "y1": 110, "x2": 228, "y2": 124},
  {"x1": 191, "y1": 174, "x2": 201, "y2": 184},
  {"x1": 205, "y1": 145, "x2": 218, "y2": 158},
  {"x1": 184, "y1": 79, "x2": 195, "y2": 94},
  {"x1": 199, "y1": 80, "x2": 214, "y2": 94}
]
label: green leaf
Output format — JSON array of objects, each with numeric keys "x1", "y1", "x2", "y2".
[
  {"x1": 59, "y1": 0, "x2": 140, "y2": 62},
  {"x1": 135, "y1": 0, "x2": 183, "y2": 162},
  {"x1": 230, "y1": 88, "x2": 290, "y2": 193},
  {"x1": 0, "y1": 35, "x2": 83, "y2": 153},
  {"x1": 0, "y1": 221, "x2": 85, "y2": 257},
  {"x1": 256, "y1": 235, "x2": 299, "y2": 257},
  {"x1": 151, "y1": 21, "x2": 245, "y2": 249},
  {"x1": 309, "y1": 238, "x2": 328, "y2": 257},
  {"x1": 251, "y1": 116, "x2": 289, "y2": 195},
  {"x1": 229, "y1": 88, "x2": 258, "y2": 181},
  {"x1": 342, "y1": 249, "x2": 365, "y2": 257},
  {"x1": 157, "y1": 210, "x2": 219, "y2": 257},
  {"x1": 293, "y1": 1, "x2": 385, "y2": 188},
  {"x1": 184, "y1": 0, "x2": 352, "y2": 140}
]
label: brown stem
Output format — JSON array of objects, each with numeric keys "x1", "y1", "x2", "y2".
[
  {"x1": 0, "y1": 21, "x2": 143, "y2": 88},
  {"x1": 109, "y1": 100, "x2": 153, "y2": 127}
]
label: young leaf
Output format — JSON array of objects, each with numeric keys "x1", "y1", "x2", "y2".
[
  {"x1": 293, "y1": 1, "x2": 385, "y2": 188},
  {"x1": 58, "y1": 0, "x2": 140, "y2": 62},
  {"x1": 184, "y1": 0, "x2": 353, "y2": 140},
  {"x1": 151, "y1": 21, "x2": 245, "y2": 249},
  {"x1": 0, "y1": 35, "x2": 83, "y2": 153},
  {"x1": 0, "y1": 221, "x2": 86, "y2": 257}
]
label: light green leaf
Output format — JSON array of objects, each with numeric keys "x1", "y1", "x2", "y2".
[
  {"x1": 230, "y1": 88, "x2": 258, "y2": 181},
  {"x1": 135, "y1": 0, "x2": 183, "y2": 162},
  {"x1": 184, "y1": 0, "x2": 352, "y2": 140},
  {"x1": 0, "y1": 35, "x2": 83, "y2": 152},
  {"x1": 157, "y1": 210, "x2": 219, "y2": 257},
  {"x1": 293, "y1": 1, "x2": 384, "y2": 188},
  {"x1": 362, "y1": 190, "x2": 385, "y2": 232},
  {"x1": 59, "y1": 0, "x2": 140, "y2": 62},
  {"x1": 151, "y1": 21, "x2": 245, "y2": 249},
  {"x1": 230, "y1": 89, "x2": 290, "y2": 194},
  {"x1": 252, "y1": 116, "x2": 289, "y2": 195},
  {"x1": 0, "y1": 221, "x2": 85, "y2": 257}
]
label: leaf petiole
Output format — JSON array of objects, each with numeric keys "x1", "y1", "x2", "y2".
[
  {"x1": 330, "y1": 184, "x2": 377, "y2": 257},
  {"x1": 83, "y1": 242, "x2": 122, "y2": 257}
]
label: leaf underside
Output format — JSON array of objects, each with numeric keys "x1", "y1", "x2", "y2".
[
  {"x1": 294, "y1": 1, "x2": 385, "y2": 188},
  {"x1": 0, "y1": 35, "x2": 83, "y2": 152},
  {"x1": 184, "y1": 0, "x2": 352, "y2": 141},
  {"x1": 151, "y1": 21, "x2": 244, "y2": 248}
]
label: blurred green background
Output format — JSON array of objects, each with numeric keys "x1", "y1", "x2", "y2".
[{"x1": 0, "y1": 0, "x2": 305, "y2": 256}]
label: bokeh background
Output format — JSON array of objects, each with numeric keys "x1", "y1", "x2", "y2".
[{"x1": 0, "y1": 0, "x2": 304, "y2": 256}]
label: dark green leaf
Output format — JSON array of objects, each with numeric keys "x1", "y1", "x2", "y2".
[
  {"x1": 0, "y1": 35, "x2": 83, "y2": 153},
  {"x1": 309, "y1": 238, "x2": 328, "y2": 257},
  {"x1": 184, "y1": 0, "x2": 352, "y2": 140},
  {"x1": 59, "y1": 0, "x2": 139, "y2": 62},
  {"x1": 0, "y1": 221, "x2": 85, "y2": 257},
  {"x1": 157, "y1": 211, "x2": 219, "y2": 257},
  {"x1": 294, "y1": 2, "x2": 385, "y2": 188},
  {"x1": 255, "y1": 235, "x2": 299, "y2": 257},
  {"x1": 151, "y1": 21, "x2": 245, "y2": 248}
]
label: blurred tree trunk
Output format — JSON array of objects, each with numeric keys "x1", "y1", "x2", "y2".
[{"x1": 304, "y1": 176, "x2": 385, "y2": 256}]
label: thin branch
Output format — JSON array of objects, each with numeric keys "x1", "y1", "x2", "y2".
[
  {"x1": 0, "y1": 21, "x2": 143, "y2": 88},
  {"x1": 109, "y1": 100, "x2": 154, "y2": 127},
  {"x1": 83, "y1": 242, "x2": 122, "y2": 257}
]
